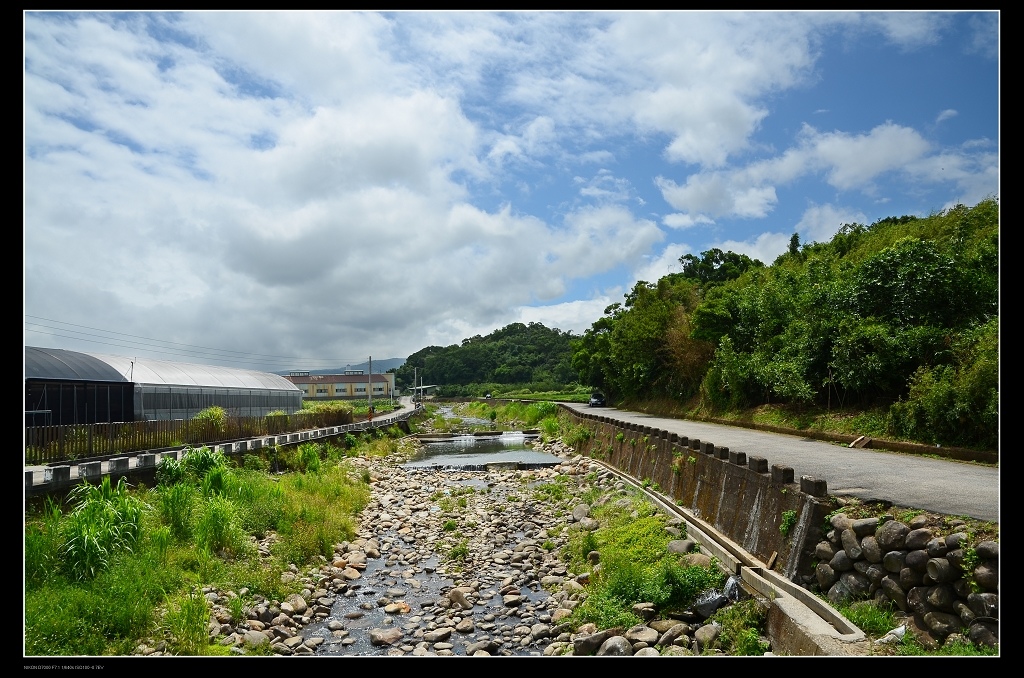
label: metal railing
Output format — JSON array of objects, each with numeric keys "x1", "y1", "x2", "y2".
[{"x1": 25, "y1": 409, "x2": 357, "y2": 465}]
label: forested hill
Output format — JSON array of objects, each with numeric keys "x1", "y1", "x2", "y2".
[
  {"x1": 571, "y1": 198, "x2": 999, "y2": 450},
  {"x1": 394, "y1": 322, "x2": 576, "y2": 391}
]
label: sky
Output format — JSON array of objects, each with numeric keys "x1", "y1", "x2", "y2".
[{"x1": 23, "y1": 10, "x2": 999, "y2": 375}]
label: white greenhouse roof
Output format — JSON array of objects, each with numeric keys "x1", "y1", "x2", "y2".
[{"x1": 25, "y1": 347, "x2": 301, "y2": 392}]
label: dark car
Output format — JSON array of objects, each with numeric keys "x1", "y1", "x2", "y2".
[{"x1": 588, "y1": 393, "x2": 606, "y2": 407}]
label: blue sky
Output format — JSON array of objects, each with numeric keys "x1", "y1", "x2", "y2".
[{"x1": 23, "y1": 11, "x2": 999, "y2": 374}]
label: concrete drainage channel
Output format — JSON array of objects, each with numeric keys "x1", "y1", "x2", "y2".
[{"x1": 587, "y1": 459, "x2": 870, "y2": 656}]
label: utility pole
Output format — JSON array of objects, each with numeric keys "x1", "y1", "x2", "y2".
[
  {"x1": 414, "y1": 367, "x2": 418, "y2": 405},
  {"x1": 368, "y1": 356, "x2": 373, "y2": 420}
]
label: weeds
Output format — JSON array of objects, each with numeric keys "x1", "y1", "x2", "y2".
[{"x1": 780, "y1": 510, "x2": 797, "y2": 537}]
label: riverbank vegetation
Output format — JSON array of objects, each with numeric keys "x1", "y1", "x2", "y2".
[
  {"x1": 23, "y1": 428, "x2": 396, "y2": 656},
  {"x1": 397, "y1": 199, "x2": 998, "y2": 452},
  {"x1": 25, "y1": 402, "x2": 995, "y2": 657}
]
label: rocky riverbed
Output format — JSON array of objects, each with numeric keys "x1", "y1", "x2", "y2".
[{"x1": 135, "y1": 437, "x2": 754, "y2": 657}]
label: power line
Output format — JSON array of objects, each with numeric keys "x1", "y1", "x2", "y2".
[{"x1": 24, "y1": 316, "x2": 368, "y2": 369}]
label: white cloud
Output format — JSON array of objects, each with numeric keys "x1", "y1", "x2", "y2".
[
  {"x1": 803, "y1": 122, "x2": 932, "y2": 191},
  {"x1": 515, "y1": 297, "x2": 616, "y2": 336},
  {"x1": 631, "y1": 242, "x2": 690, "y2": 286},
  {"x1": 712, "y1": 232, "x2": 792, "y2": 266},
  {"x1": 795, "y1": 203, "x2": 869, "y2": 245},
  {"x1": 23, "y1": 11, "x2": 998, "y2": 368},
  {"x1": 655, "y1": 173, "x2": 778, "y2": 219},
  {"x1": 663, "y1": 213, "x2": 714, "y2": 229},
  {"x1": 936, "y1": 109, "x2": 958, "y2": 124}
]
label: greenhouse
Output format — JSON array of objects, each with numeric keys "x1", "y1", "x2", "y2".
[{"x1": 25, "y1": 346, "x2": 303, "y2": 426}]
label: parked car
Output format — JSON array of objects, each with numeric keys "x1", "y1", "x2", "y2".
[{"x1": 588, "y1": 392, "x2": 606, "y2": 407}]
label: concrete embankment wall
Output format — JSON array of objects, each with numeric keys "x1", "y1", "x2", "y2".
[{"x1": 559, "y1": 406, "x2": 833, "y2": 582}]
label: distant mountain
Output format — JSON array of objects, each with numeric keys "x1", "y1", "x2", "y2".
[{"x1": 274, "y1": 357, "x2": 405, "y2": 376}]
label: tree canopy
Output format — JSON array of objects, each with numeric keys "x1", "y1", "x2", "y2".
[{"x1": 569, "y1": 198, "x2": 999, "y2": 449}]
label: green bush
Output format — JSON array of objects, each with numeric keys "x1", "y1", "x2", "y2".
[{"x1": 192, "y1": 406, "x2": 227, "y2": 434}]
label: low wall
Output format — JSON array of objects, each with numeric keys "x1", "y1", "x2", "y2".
[{"x1": 560, "y1": 406, "x2": 833, "y2": 583}]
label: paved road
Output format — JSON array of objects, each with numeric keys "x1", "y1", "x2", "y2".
[{"x1": 561, "y1": 403, "x2": 999, "y2": 523}]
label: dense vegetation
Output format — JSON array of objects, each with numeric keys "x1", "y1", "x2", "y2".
[
  {"x1": 570, "y1": 198, "x2": 998, "y2": 450},
  {"x1": 394, "y1": 321, "x2": 577, "y2": 395}
]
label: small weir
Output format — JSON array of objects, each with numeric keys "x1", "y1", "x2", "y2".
[{"x1": 403, "y1": 432, "x2": 563, "y2": 470}]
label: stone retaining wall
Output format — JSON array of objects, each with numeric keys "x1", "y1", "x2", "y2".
[
  {"x1": 560, "y1": 406, "x2": 833, "y2": 581},
  {"x1": 814, "y1": 513, "x2": 999, "y2": 647},
  {"x1": 560, "y1": 406, "x2": 999, "y2": 648}
]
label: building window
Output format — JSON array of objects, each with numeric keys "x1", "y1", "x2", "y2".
[{"x1": 316, "y1": 387, "x2": 328, "y2": 395}]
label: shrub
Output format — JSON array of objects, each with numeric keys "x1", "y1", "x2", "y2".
[{"x1": 192, "y1": 406, "x2": 227, "y2": 435}]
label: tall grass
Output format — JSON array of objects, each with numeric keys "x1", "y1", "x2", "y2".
[
  {"x1": 59, "y1": 477, "x2": 145, "y2": 581},
  {"x1": 24, "y1": 425, "x2": 393, "y2": 656},
  {"x1": 162, "y1": 588, "x2": 211, "y2": 656},
  {"x1": 566, "y1": 492, "x2": 726, "y2": 632}
]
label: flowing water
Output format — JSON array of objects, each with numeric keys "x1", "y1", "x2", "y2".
[{"x1": 403, "y1": 433, "x2": 563, "y2": 470}]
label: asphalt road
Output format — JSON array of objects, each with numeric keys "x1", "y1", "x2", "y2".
[{"x1": 561, "y1": 403, "x2": 999, "y2": 523}]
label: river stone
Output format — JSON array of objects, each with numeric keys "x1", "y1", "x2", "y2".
[
  {"x1": 830, "y1": 513, "x2": 854, "y2": 532},
  {"x1": 574, "y1": 629, "x2": 618, "y2": 656},
  {"x1": 624, "y1": 624, "x2": 659, "y2": 645},
  {"x1": 907, "y1": 587, "x2": 936, "y2": 616},
  {"x1": 976, "y1": 541, "x2": 999, "y2": 560},
  {"x1": 634, "y1": 647, "x2": 661, "y2": 656},
  {"x1": 968, "y1": 620, "x2": 999, "y2": 648},
  {"x1": 865, "y1": 563, "x2": 888, "y2": 586},
  {"x1": 905, "y1": 549, "x2": 930, "y2": 572},
  {"x1": 693, "y1": 623, "x2": 721, "y2": 652},
  {"x1": 851, "y1": 517, "x2": 879, "y2": 537},
  {"x1": 839, "y1": 571, "x2": 871, "y2": 599},
  {"x1": 875, "y1": 521, "x2": 910, "y2": 551},
  {"x1": 925, "y1": 584, "x2": 958, "y2": 612},
  {"x1": 882, "y1": 550, "x2": 906, "y2": 573},
  {"x1": 597, "y1": 636, "x2": 634, "y2": 656},
  {"x1": 841, "y1": 529, "x2": 863, "y2": 560},
  {"x1": 899, "y1": 567, "x2": 924, "y2": 589},
  {"x1": 829, "y1": 549, "x2": 854, "y2": 572},
  {"x1": 816, "y1": 563, "x2": 837, "y2": 590},
  {"x1": 905, "y1": 528, "x2": 933, "y2": 550},
  {"x1": 656, "y1": 623, "x2": 689, "y2": 647},
  {"x1": 924, "y1": 611, "x2": 963, "y2": 639},
  {"x1": 967, "y1": 592, "x2": 998, "y2": 618},
  {"x1": 926, "y1": 537, "x2": 949, "y2": 558},
  {"x1": 945, "y1": 532, "x2": 969, "y2": 550},
  {"x1": 858, "y1": 535, "x2": 882, "y2": 563},
  {"x1": 369, "y1": 627, "x2": 404, "y2": 646},
  {"x1": 815, "y1": 540, "x2": 836, "y2": 562},
  {"x1": 880, "y1": 576, "x2": 908, "y2": 611},
  {"x1": 668, "y1": 539, "x2": 697, "y2": 555},
  {"x1": 974, "y1": 561, "x2": 998, "y2": 591}
]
